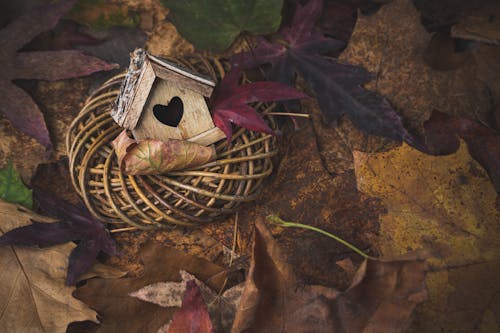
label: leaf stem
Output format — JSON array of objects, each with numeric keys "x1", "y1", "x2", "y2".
[
  {"x1": 264, "y1": 112, "x2": 310, "y2": 118},
  {"x1": 266, "y1": 215, "x2": 376, "y2": 260}
]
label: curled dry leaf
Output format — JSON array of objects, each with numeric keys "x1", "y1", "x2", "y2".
[
  {"x1": 112, "y1": 130, "x2": 216, "y2": 175},
  {"x1": 231, "y1": 219, "x2": 428, "y2": 333},
  {"x1": 0, "y1": 200, "x2": 97, "y2": 332}
]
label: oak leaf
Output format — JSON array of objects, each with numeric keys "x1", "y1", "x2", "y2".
[
  {"x1": 353, "y1": 142, "x2": 500, "y2": 332},
  {"x1": 0, "y1": 0, "x2": 117, "y2": 150},
  {"x1": 112, "y1": 130, "x2": 216, "y2": 175},
  {"x1": 0, "y1": 200, "x2": 97, "y2": 332},
  {"x1": 231, "y1": 219, "x2": 428, "y2": 333}
]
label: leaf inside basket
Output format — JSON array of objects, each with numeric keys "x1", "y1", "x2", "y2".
[{"x1": 112, "y1": 130, "x2": 216, "y2": 175}]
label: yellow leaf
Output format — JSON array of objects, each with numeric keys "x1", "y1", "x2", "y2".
[
  {"x1": 0, "y1": 200, "x2": 97, "y2": 333},
  {"x1": 353, "y1": 142, "x2": 500, "y2": 332}
]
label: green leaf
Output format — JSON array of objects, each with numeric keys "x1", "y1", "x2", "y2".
[
  {"x1": 161, "y1": 0, "x2": 284, "y2": 51},
  {"x1": 0, "y1": 162, "x2": 32, "y2": 209}
]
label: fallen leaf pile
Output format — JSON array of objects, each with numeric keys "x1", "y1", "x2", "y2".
[
  {"x1": 0, "y1": 200, "x2": 123, "y2": 333},
  {"x1": 0, "y1": 162, "x2": 118, "y2": 285},
  {"x1": 0, "y1": 0, "x2": 499, "y2": 332}
]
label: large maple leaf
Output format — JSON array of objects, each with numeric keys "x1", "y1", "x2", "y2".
[
  {"x1": 231, "y1": 0, "x2": 420, "y2": 147},
  {"x1": 209, "y1": 67, "x2": 307, "y2": 142},
  {"x1": 0, "y1": 0, "x2": 117, "y2": 150},
  {"x1": 0, "y1": 189, "x2": 118, "y2": 285}
]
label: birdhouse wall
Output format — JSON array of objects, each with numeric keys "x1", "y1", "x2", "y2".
[{"x1": 132, "y1": 79, "x2": 216, "y2": 142}]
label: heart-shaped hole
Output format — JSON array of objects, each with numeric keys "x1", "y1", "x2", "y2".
[{"x1": 153, "y1": 96, "x2": 184, "y2": 127}]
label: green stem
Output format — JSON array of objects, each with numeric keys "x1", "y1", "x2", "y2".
[{"x1": 266, "y1": 215, "x2": 376, "y2": 260}]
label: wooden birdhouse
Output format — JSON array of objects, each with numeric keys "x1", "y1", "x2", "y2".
[{"x1": 111, "y1": 49, "x2": 225, "y2": 146}]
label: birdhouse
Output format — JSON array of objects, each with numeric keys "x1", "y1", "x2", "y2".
[{"x1": 111, "y1": 49, "x2": 226, "y2": 146}]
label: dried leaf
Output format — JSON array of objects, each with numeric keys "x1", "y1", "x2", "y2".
[
  {"x1": 74, "y1": 242, "x2": 226, "y2": 332},
  {"x1": 161, "y1": 0, "x2": 284, "y2": 51},
  {"x1": 0, "y1": 161, "x2": 32, "y2": 208},
  {"x1": 232, "y1": 219, "x2": 427, "y2": 332},
  {"x1": 0, "y1": 200, "x2": 97, "y2": 332},
  {"x1": 112, "y1": 130, "x2": 216, "y2": 175},
  {"x1": 353, "y1": 142, "x2": 500, "y2": 332},
  {"x1": 231, "y1": 0, "x2": 420, "y2": 147},
  {"x1": 0, "y1": 0, "x2": 117, "y2": 149},
  {"x1": 130, "y1": 270, "x2": 244, "y2": 332},
  {"x1": 210, "y1": 68, "x2": 307, "y2": 142},
  {"x1": 0, "y1": 186, "x2": 117, "y2": 285},
  {"x1": 167, "y1": 280, "x2": 214, "y2": 333}
]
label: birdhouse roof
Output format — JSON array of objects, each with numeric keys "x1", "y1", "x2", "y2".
[{"x1": 111, "y1": 48, "x2": 216, "y2": 130}]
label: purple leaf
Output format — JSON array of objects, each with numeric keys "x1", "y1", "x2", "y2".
[
  {"x1": 67, "y1": 239, "x2": 101, "y2": 285},
  {"x1": 0, "y1": 79, "x2": 52, "y2": 149},
  {"x1": 12, "y1": 51, "x2": 118, "y2": 81},
  {"x1": 231, "y1": 0, "x2": 418, "y2": 147},
  {"x1": 0, "y1": 0, "x2": 117, "y2": 150},
  {"x1": 0, "y1": 189, "x2": 118, "y2": 285},
  {"x1": 0, "y1": 221, "x2": 76, "y2": 247}
]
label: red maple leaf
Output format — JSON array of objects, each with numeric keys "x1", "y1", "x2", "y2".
[{"x1": 209, "y1": 67, "x2": 307, "y2": 142}]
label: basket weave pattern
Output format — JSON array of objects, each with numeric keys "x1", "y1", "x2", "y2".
[{"x1": 66, "y1": 55, "x2": 277, "y2": 230}]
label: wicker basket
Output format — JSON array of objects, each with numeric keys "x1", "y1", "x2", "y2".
[{"x1": 66, "y1": 55, "x2": 278, "y2": 230}]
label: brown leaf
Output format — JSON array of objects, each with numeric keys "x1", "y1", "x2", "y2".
[
  {"x1": 353, "y1": 142, "x2": 500, "y2": 332},
  {"x1": 74, "y1": 241, "x2": 226, "y2": 332},
  {"x1": 112, "y1": 130, "x2": 216, "y2": 175},
  {"x1": 0, "y1": 200, "x2": 97, "y2": 332},
  {"x1": 231, "y1": 219, "x2": 428, "y2": 333}
]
